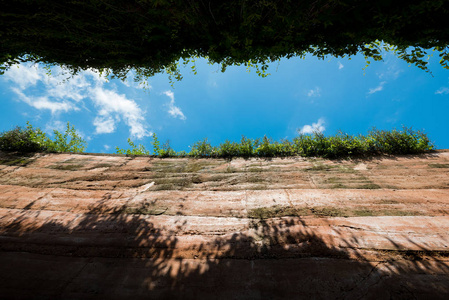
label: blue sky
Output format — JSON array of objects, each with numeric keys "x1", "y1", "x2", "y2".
[{"x1": 1, "y1": 51, "x2": 448, "y2": 153}]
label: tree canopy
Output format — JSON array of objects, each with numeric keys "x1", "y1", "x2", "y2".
[{"x1": 1, "y1": 0, "x2": 449, "y2": 80}]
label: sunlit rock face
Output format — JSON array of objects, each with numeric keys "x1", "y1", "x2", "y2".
[{"x1": 1, "y1": 151, "x2": 449, "y2": 299}]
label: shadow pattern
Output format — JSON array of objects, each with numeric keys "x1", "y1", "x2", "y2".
[{"x1": 1, "y1": 199, "x2": 449, "y2": 300}]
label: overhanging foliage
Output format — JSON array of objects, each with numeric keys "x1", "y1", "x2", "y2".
[{"x1": 1, "y1": 0, "x2": 449, "y2": 80}]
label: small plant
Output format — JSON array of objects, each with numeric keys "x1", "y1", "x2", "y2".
[
  {"x1": 159, "y1": 140, "x2": 177, "y2": 157},
  {"x1": 115, "y1": 134, "x2": 175, "y2": 157},
  {"x1": 116, "y1": 138, "x2": 150, "y2": 155},
  {"x1": 40, "y1": 122, "x2": 87, "y2": 153},
  {"x1": 151, "y1": 133, "x2": 161, "y2": 156}
]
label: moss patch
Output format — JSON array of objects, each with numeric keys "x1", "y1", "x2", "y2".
[
  {"x1": 122, "y1": 203, "x2": 168, "y2": 215},
  {"x1": 353, "y1": 209, "x2": 422, "y2": 217},
  {"x1": 0, "y1": 157, "x2": 34, "y2": 166},
  {"x1": 89, "y1": 163, "x2": 114, "y2": 169},
  {"x1": 428, "y1": 163, "x2": 449, "y2": 168},
  {"x1": 248, "y1": 167, "x2": 263, "y2": 172},
  {"x1": 356, "y1": 183, "x2": 381, "y2": 189},
  {"x1": 248, "y1": 206, "x2": 303, "y2": 219},
  {"x1": 305, "y1": 163, "x2": 335, "y2": 171},
  {"x1": 374, "y1": 199, "x2": 399, "y2": 204},
  {"x1": 146, "y1": 160, "x2": 221, "y2": 174},
  {"x1": 48, "y1": 164, "x2": 84, "y2": 171},
  {"x1": 310, "y1": 207, "x2": 349, "y2": 217},
  {"x1": 248, "y1": 205, "x2": 421, "y2": 219}
]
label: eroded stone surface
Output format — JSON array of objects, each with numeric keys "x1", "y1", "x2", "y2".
[{"x1": 1, "y1": 151, "x2": 449, "y2": 299}]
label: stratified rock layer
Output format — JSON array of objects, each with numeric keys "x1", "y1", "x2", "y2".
[{"x1": 1, "y1": 151, "x2": 449, "y2": 299}]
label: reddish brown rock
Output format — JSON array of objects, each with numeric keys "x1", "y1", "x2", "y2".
[{"x1": 1, "y1": 151, "x2": 449, "y2": 299}]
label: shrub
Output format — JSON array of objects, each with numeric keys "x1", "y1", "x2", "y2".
[
  {"x1": 116, "y1": 126, "x2": 434, "y2": 159},
  {"x1": 254, "y1": 136, "x2": 274, "y2": 157},
  {"x1": 0, "y1": 126, "x2": 44, "y2": 152},
  {"x1": 217, "y1": 140, "x2": 239, "y2": 158},
  {"x1": 0, "y1": 122, "x2": 86, "y2": 153},
  {"x1": 189, "y1": 138, "x2": 215, "y2": 157},
  {"x1": 238, "y1": 136, "x2": 255, "y2": 157},
  {"x1": 367, "y1": 127, "x2": 433, "y2": 155}
]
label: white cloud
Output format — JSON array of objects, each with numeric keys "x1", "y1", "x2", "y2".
[
  {"x1": 4, "y1": 65, "x2": 41, "y2": 89},
  {"x1": 163, "y1": 90, "x2": 186, "y2": 120},
  {"x1": 338, "y1": 62, "x2": 344, "y2": 69},
  {"x1": 45, "y1": 72, "x2": 90, "y2": 102},
  {"x1": 31, "y1": 98, "x2": 75, "y2": 113},
  {"x1": 164, "y1": 90, "x2": 175, "y2": 102},
  {"x1": 168, "y1": 105, "x2": 186, "y2": 120},
  {"x1": 4, "y1": 63, "x2": 150, "y2": 139},
  {"x1": 11, "y1": 87, "x2": 76, "y2": 114},
  {"x1": 307, "y1": 87, "x2": 321, "y2": 97},
  {"x1": 298, "y1": 118, "x2": 326, "y2": 134},
  {"x1": 92, "y1": 87, "x2": 149, "y2": 138},
  {"x1": 5, "y1": 64, "x2": 93, "y2": 113},
  {"x1": 368, "y1": 81, "x2": 386, "y2": 94},
  {"x1": 93, "y1": 116, "x2": 116, "y2": 134},
  {"x1": 435, "y1": 87, "x2": 449, "y2": 95}
]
